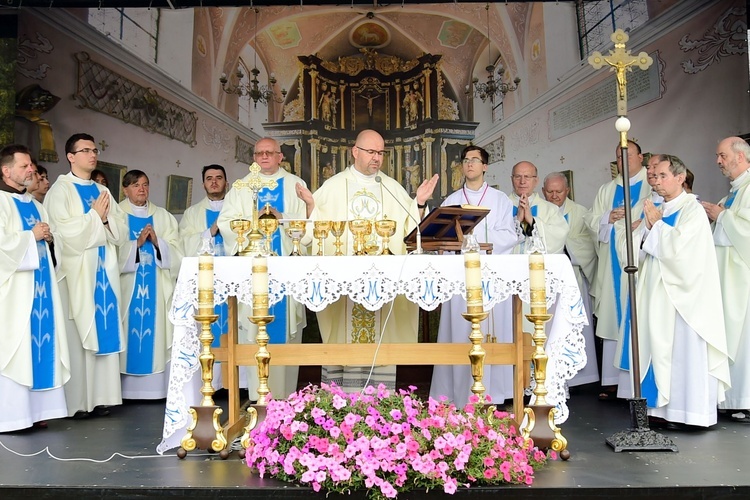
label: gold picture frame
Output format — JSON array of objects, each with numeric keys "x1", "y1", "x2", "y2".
[
  {"x1": 96, "y1": 160, "x2": 127, "y2": 202},
  {"x1": 560, "y1": 169, "x2": 575, "y2": 202},
  {"x1": 166, "y1": 174, "x2": 193, "y2": 215}
]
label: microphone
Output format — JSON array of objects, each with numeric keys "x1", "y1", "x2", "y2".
[{"x1": 375, "y1": 175, "x2": 423, "y2": 255}]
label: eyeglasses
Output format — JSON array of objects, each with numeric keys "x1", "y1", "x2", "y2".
[
  {"x1": 72, "y1": 148, "x2": 100, "y2": 155},
  {"x1": 254, "y1": 150, "x2": 281, "y2": 157},
  {"x1": 355, "y1": 146, "x2": 386, "y2": 157},
  {"x1": 462, "y1": 158, "x2": 484, "y2": 166},
  {"x1": 511, "y1": 175, "x2": 537, "y2": 181}
]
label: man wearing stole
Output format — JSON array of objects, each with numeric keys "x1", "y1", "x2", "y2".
[
  {"x1": 702, "y1": 137, "x2": 750, "y2": 422},
  {"x1": 45, "y1": 133, "x2": 128, "y2": 418},
  {"x1": 296, "y1": 129, "x2": 438, "y2": 392},
  {"x1": 0, "y1": 144, "x2": 70, "y2": 431},
  {"x1": 626, "y1": 155, "x2": 729, "y2": 428},
  {"x1": 218, "y1": 137, "x2": 308, "y2": 400}
]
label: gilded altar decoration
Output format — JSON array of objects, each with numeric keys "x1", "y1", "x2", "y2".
[
  {"x1": 437, "y1": 70, "x2": 459, "y2": 121},
  {"x1": 73, "y1": 52, "x2": 198, "y2": 146},
  {"x1": 322, "y1": 48, "x2": 418, "y2": 77}
]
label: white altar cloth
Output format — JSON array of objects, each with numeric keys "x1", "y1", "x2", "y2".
[{"x1": 157, "y1": 254, "x2": 587, "y2": 453}]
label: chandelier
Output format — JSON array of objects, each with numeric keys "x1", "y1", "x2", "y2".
[
  {"x1": 466, "y1": 3, "x2": 520, "y2": 103},
  {"x1": 219, "y1": 8, "x2": 286, "y2": 108}
]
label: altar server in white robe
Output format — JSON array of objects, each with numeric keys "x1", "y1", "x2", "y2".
[
  {"x1": 430, "y1": 145, "x2": 517, "y2": 407},
  {"x1": 44, "y1": 133, "x2": 128, "y2": 418},
  {"x1": 624, "y1": 155, "x2": 729, "y2": 427},
  {"x1": 702, "y1": 137, "x2": 750, "y2": 420},
  {"x1": 296, "y1": 129, "x2": 439, "y2": 393},
  {"x1": 587, "y1": 140, "x2": 649, "y2": 398},
  {"x1": 0, "y1": 145, "x2": 70, "y2": 431},
  {"x1": 508, "y1": 161, "x2": 568, "y2": 255},
  {"x1": 542, "y1": 172, "x2": 599, "y2": 387},
  {"x1": 118, "y1": 170, "x2": 182, "y2": 399},
  {"x1": 218, "y1": 137, "x2": 308, "y2": 400}
]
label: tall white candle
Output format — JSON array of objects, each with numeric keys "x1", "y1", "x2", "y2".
[
  {"x1": 464, "y1": 251, "x2": 482, "y2": 289},
  {"x1": 529, "y1": 252, "x2": 545, "y2": 290},
  {"x1": 198, "y1": 254, "x2": 213, "y2": 291},
  {"x1": 253, "y1": 256, "x2": 269, "y2": 295}
]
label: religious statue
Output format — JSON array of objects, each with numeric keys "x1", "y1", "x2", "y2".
[
  {"x1": 404, "y1": 162, "x2": 421, "y2": 195},
  {"x1": 402, "y1": 88, "x2": 423, "y2": 127},
  {"x1": 322, "y1": 162, "x2": 335, "y2": 181},
  {"x1": 319, "y1": 90, "x2": 333, "y2": 124},
  {"x1": 450, "y1": 155, "x2": 463, "y2": 191}
]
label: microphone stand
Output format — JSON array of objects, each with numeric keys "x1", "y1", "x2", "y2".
[{"x1": 375, "y1": 175, "x2": 423, "y2": 255}]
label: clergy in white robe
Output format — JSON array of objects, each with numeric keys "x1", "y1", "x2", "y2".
[
  {"x1": 118, "y1": 170, "x2": 182, "y2": 399},
  {"x1": 587, "y1": 141, "x2": 649, "y2": 391},
  {"x1": 44, "y1": 133, "x2": 129, "y2": 417},
  {"x1": 542, "y1": 172, "x2": 599, "y2": 387},
  {"x1": 217, "y1": 137, "x2": 308, "y2": 400},
  {"x1": 295, "y1": 130, "x2": 439, "y2": 393},
  {"x1": 625, "y1": 156, "x2": 729, "y2": 426},
  {"x1": 0, "y1": 145, "x2": 70, "y2": 431},
  {"x1": 508, "y1": 162, "x2": 568, "y2": 255},
  {"x1": 430, "y1": 145, "x2": 518, "y2": 408},
  {"x1": 703, "y1": 137, "x2": 750, "y2": 414}
]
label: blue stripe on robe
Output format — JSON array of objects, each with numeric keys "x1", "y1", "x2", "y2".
[
  {"x1": 13, "y1": 199, "x2": 56, "y2": 390},
  {"x1": 563, "y1": 212, "x2": 569, "y2": 223},
  {"x1": 611, "y1": 181, "x2": 642, "y2": 369},
  {"x1": 205, "y1": 209, "x2": 228, "y2": 346},
  {"x1": 125, "y1": 214, "x2": 158, "y2": 374},
  {"x1": 724, "y1": 190, "x2": 737, "y2": 209},
  {"x1": 73, "y1": 183, "x2": 121, "y2": 355},
  {"x1": 511, "y1": 204, "x2": 538, "y2": 218},
  {"x1": 258, "y1": 178, "x2": 288, "y2": 344}
]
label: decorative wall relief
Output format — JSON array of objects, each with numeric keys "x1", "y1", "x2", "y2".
[
  {"x1": 73, "y1": 52, "x2": 198, "y2": 146},
  {"x1": 16, "y1": 84, "x2": 61, "y2": 162},
  {"x1": 17, "y1": 32, "x2": 53, "y2": 80},
  {"x1": 486, "y1": 135, "x2": 506, "y2": 163},
  {"x1": 235, "y1": 136, "x2": 253, "y2": 165},
  {"x1": 679, "y1": 6, "x2": 747, "y2": 74},
  {"x1": 201, "y1": 121, "x2": 231, "y2": 152}
]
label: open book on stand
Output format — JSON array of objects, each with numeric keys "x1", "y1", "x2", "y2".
[{"x1": 404, "y1": 204, "x2": 493, "y2": 254}]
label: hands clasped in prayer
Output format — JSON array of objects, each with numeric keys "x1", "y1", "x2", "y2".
[
  {"x1": 516, "y1": 193, "x2": 534, "y2": 225},
  {"x1": 33, "y1": 222, "x2": 52, "y2": 243},
  {"x1": 701, "y1": 200, "x2": 724, "y2": 222}
]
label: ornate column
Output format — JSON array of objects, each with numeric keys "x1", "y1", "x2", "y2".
[
  {"x1": 310, "y1": 69, "x2": 319, "y2": 120},
  {"x1": 395, "y1": 83, "x2": 402, "y2": 129},
  {"x1": 423, "y1": 137, "x2": 435, "y2": 183},
  {"x1": 309, "y1": 138, "x2": 321, "y2": 189},
  {"x1": 339, "y1": 83, "x2": 347, "y2": 130},
  {"x1": 394, "y1": 145, "x2": 404, "y2": 185},
  {"x1": 421, "y1": 70, "x2": 432, "y2": 120}
]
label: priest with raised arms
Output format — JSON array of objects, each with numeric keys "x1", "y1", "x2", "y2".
[
  {"x1": 430, "y1": 145, "x2": 517, "y2": 407},
  {"x1": 295, "y1": 129, "x2": 438, "y2": 392},
  {"x1": 625, "y1": 154, "x2": 729, "y2": 428},
  {"x1": 0, "y1": 144, "x2": 70, "y2": 431},
  {"x1": 218, "y1": 137, "x2": 308, "y2": 400},
  {"x1": 44, "y1": 133, "x2": 129, "y2": 418}
]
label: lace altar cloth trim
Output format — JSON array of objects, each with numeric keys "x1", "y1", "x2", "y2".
[{"x1": 158, "y1": 254, "x2": 587, "y2": 453}]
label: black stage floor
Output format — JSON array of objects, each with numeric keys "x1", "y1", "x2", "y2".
[{"x1": 1, "y1": 382, "x2": 749, "y2": 500}]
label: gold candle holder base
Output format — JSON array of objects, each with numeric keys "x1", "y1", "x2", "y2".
[{"x1": 462, "y1": 287, "x2": 489, "y2": 404}]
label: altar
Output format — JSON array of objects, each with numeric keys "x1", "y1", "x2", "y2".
[{"x1": 158, "y1": 254, "x2": 587, "y2": 454}]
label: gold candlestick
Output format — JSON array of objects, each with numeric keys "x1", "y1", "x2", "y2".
[
  {"x1": 520, "y1": 253, "x2": 568, "y2": 459},
  {"x1": 178, "y1": 256, "x2": 228, "y2": 459},
  {"x1": 461, "y1": 250, "x2": 489, "y2": 404}
]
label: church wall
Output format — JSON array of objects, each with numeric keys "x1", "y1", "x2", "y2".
[
  {"x1": 479, "y1": 0, "x2": 749, "y2": 208},
  {"x1": 14, "y1": 9, "x2": 259, "y2": 222}
]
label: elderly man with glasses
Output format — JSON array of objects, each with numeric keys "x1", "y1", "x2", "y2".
[
  {"x1": 218, "y1": 136, "x2": 308, "y2": 401},
  {"x1": 430, "y1": 145, "x2": 518, "y2": 408},
  {"x1": 508, "y1": 161, "x2": 568, "y2": 255},
  {"x1": 295, "y1": 129, "x2": 438, "y2": 393}
]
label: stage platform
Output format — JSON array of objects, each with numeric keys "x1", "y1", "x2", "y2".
[{"x1": 1, "y1": 383, "x2": 749, "y2": 500}]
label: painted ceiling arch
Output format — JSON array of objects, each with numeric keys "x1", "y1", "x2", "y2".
[{"x1": 204, "y1": 3, "x2": 541, "y2": 114}]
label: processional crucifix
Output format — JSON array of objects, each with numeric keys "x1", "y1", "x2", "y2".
[
  {"x1": 589, "y1": 30, "x2": 676, "y2": 453},
  {"x1": 232, "y1": 162, "x2": 278, "y2": 256}
]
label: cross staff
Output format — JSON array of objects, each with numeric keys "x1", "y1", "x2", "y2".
[{"x1": 232, "y1": 162, "x2": 278, "y2": 255}]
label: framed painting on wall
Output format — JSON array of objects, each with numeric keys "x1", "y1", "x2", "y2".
[
  {"x1": 96, "y1": 160, "x2": 127, "y2": 202},
  {"x1": 166, "y1": 174, "x2": 193, "y2": 215},
  {"x1": 561, "y1": 169, "x2": 575, "y2": 201}
]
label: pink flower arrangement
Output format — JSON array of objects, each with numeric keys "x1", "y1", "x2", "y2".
[{"x1": 245, "y1": 383, "x2": 554, "y2": 499}]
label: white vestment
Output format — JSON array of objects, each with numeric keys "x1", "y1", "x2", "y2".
[
  {"x1": 309, "y1": 166, "x2": 419, "y2": 393},
  {"x1": 44, "y1": 173, "x2": 128, "y2": 414},
  {"x1": 587, "y1": 169, "x2": 649, "y2": 386},
  {"x1": 623, "y1": 192, "x2": 729, "y2": 426},
  {"x1": 179, "y1": 197, "x2": 226, "y2": 257},
  {"x1": 0, "y1": 190, "x2": 69, "y2": 431},
  {"x1": 118, "y1": 200, "x2": 182, "y2": 399},
  {"x1": 559, "y1": 198, "x2": 599, "y2": 386},
  {"x1": 713, "y1": 170, "x2": 750, "y2": 410},
  {"x1": 218, "y1": 168, "x2": 308, "y2": 400},
  {"x1": 508, "y1": 192, "x2": 569, "y2": 255},
  {"x1": 430, "y1": 183, "x2": 518, "y2": 407}
]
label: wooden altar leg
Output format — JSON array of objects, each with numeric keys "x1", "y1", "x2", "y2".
[
  {"x1": 512, "y1": 295, "x2": 525, "y2": 424},
  {"x1": 226, "y1": 296, "x2": 241, "y2": 434}
]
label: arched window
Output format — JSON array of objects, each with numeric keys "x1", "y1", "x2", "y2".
[{"x1": 577, "y1": 0, "x2": 649, "y2": 58}]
